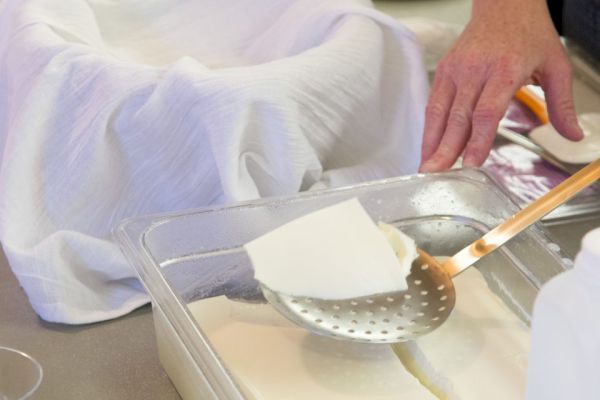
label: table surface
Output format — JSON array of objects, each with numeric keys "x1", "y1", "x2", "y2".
[
  {"x1": 0, "y1": 249, "x2": 180, "y2": 399},
  {"x1": 2, "y1": 1, "x2": 599, "y2": 399}
]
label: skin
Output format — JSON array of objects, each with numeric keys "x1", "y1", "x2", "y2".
[{"x1": 419, "y1": 0, "x2": 584, "y2": 172}]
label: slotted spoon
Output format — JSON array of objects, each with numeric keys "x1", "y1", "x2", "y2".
[{"x1": 261, "y1": 159, "x2": 600, "y2": 343}]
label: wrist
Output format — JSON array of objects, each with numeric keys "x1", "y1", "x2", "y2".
[{"x1": 471, "y1": 0, "x2": 548, "y2": 18}]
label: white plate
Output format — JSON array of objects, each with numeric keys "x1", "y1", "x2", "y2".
[{"x1": 529, "y1": 113, "x2": 600, "y2": 164}]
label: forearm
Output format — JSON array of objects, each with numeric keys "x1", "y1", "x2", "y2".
[
  {"x1": 471, "y1": 0, "x2": 563, "y2": 34},
  {"x1": 471, "y1": 0, "x2": 549, "y2": 14},
  {"x1": 470, "y1": 0, "x2": 554, "y2": 31}
]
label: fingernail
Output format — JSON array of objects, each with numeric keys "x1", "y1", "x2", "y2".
[
  {"x1": 419, "y1": 161, "x2": 435, "y2": 173},
  {"x1": 563, "y1": 116, "x2": 584, "y2": 141},
  {"x1": 463, "y1": 153, "x2": 488, "y2": 168},
  {"x1": 462, "y1": 157, "x2": 476, "y2": 168}
]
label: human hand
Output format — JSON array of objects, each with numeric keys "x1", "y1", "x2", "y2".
[{"x1": 419, "y1": 0, "x2": 583, "y2": 172}]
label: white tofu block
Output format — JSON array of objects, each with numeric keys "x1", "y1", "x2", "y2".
[
  {"x1": 244, "y1": 198, "x2": 414, "y2": 299},
  {"x1": 188, "y1": 296, "x2": 437, "y2": 400},
  {"x1": 393, "y1": 268, "x2": 530, "y2": 400}
]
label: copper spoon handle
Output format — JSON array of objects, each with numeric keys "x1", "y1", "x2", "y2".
[{"x1": 444, "y1": 158, "x2": 600, "y2": 277}]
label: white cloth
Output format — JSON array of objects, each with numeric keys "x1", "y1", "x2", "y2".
[
  {"x1": 0, "y1": 0, "x2": 428, "y2": 324},
  {"x1": 526, "y1": 228, "x2": 600, "y2": 400}
]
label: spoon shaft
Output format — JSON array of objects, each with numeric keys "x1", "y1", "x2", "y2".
[{"x1": 444, "y1": 158, "x2": 600, "y2": 277}]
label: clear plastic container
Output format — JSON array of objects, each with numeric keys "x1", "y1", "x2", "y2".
[
  {"x1": 0, "y1": 347, "x2": 43, "y2": 400},
  {"x1": 114, "y1": 168, "x2": 572, "y2": 400}
]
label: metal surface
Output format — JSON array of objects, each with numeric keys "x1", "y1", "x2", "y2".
[
  {"x1": 569, "y1": 42, "x2": 600, "y2": 94},
  {"x1": 445, "y1": 158, "x2": 600, "y2": 276},
  {"x1": 498, "y1": 85, "x2": 590, "y2": 177},
  {"x1": 262, "y1": 159, "x2": 600, "y2": 343},
  {"x1": 261, "y1": 249, "x2": 455, "y2": 343},
  {"x1": 496, "y1": 126, "x2": 583, "y2": 176}
]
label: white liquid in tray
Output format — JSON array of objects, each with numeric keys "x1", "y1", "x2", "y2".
[
  {"x1": 180, "y1": 267, "x2": 530, "y2": 400},
  {"x1": 188, "y1": 296, "x2": 435, "y2": 399}
]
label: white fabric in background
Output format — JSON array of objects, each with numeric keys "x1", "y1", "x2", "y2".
[{"x1": 0, "y1": 0, "x2": 428, "y2": 324}]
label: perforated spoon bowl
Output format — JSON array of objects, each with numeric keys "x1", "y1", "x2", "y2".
[{"x1": 262, "y1": 159, "x2": 600, "y2": 343}]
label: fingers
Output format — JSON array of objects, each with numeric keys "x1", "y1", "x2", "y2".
[
  {"x1": 419, "y1": 76, "x2": 483, "y2": 172},
  {"x1": 417, "y1": 1, "x2": 578, "y2": 173},
  {"x1": 540, "y1": 58, "x2": 584, "y2": 141},
  {"x1": 462, "y1": 77, "x2": 520, "y2": 167},
  {"x1": 421, "y1": 72, "x2": 456, "y2": 163}
]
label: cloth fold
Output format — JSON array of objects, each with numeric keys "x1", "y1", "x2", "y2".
[{"x1": 0, "y1": 0, "x2": 428, "y2": 323}]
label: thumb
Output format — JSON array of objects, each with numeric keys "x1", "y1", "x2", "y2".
[{"x1": 540, "y1": 59, "x2": 584, "y2": 141}]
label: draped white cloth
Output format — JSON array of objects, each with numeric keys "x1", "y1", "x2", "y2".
[{"x1": 0, "y1": 0, "x2": 428, "y2": 323}]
